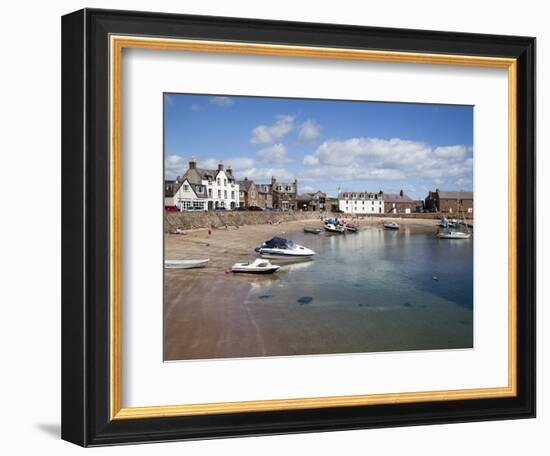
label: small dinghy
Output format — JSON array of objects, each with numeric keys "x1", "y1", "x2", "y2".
[
  {"x1": 164, "y1": 259, "x2": 209, "y2": 269},
  {"x1": 384, "y1": 222, "x2": 400, "y2": 230},
  {"x1": 437, "y1": 230, "x2": 471, "y2": 239},
  {"x1": 304, "y1": 227, "x2": 322, "y2": 234},
  {"x1": 343, "y1": 223, "x2": 359, "y2": 233},
  {"x1": 256, "y1": 237, "x2": 316, "y2": 258},
  {"x1": 231, "y1": 258, "x2": 280, "y2": 274},
  {"x1": 324, "y1": 223, "x2": 346, "y2": 233}
]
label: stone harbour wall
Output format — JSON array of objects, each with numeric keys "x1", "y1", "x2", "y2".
[{"x1": 164, "y1": 210, "x2": 323, "y2": 231}]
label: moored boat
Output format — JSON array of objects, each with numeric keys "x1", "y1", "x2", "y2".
[
  {"x1": 343, "y1": 223, "x2": 359, "y2": 233},
  {"x1": 164, "y1": 259, "x2": 209, "y2": 269},
  {"x1": 437, "y1": 230, "x2": 471, "y2": 239},
  {"x1": 304, "y1": 227, "x2": 322, "y2": 234},
  {"x1": 324, "y1": 223, "x2": 346, "y2": 233},
  {"x1": 383, "y1": 222, "x2": 400, "y2": 230},
  {"x1": 231, "y1": 258, "x2": 280, "y2": 274},
  {"x1": 256, "y1": 237, "x2": 316, "y2": 258}
]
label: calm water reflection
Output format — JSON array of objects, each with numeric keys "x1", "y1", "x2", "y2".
[{"x1": 245, "y1": 225, "x2": 473, "y2": 354}]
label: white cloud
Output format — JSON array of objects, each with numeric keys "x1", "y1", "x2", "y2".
[
  {"x1": 209, "y1": 96, "x2": 235, "y2": 106},
  {"x1": 250, "y1": 115, "x2": 294, "y2": 144},
  {"x1": 256, "y1": 143, "x2": 290, "y2": 164},
  {"x1": 301, "y1": 185, "x2": 315, "y2": 192},
  {"x1": 234, "y1": 167, "x2": 294, "y2": 182},
  {"x1": 298, "y1": 120, "x2": 321, "y2": 141},
  {"x1": 164, "y1": 155, "x2": 187, "y2": 179},
  {"x1": 199, "y1": 157, "x2": 255, "y2": 171},
  {"x1": 301, "y1": 137, "x2": 473, "y2": 183}
]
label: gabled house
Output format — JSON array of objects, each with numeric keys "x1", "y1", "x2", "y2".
[
  {"x1": 271, "y1": 176, "x2": 298, "y2": 210},
  {"x1": 425, "y1": 189, "x2": 474, "y2": 214},
  {"x1": 165, "y1": 158, "x2": 240, "y2": 211},
  {"x1": 238, "y1": 177, "x2": 259, "y2": 208},
  {"x1": 383, "y1": 190, "x2": 418, "y2": 214},
  {"x1": 297, "y1": 191, "x2": 327, "y2": 211}
]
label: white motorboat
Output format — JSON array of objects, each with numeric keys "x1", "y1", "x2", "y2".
[
  {"x1": 256, "y1": 237, "x2": 316, "y2": 258},
  {"x1": 384, "y1": 222, "x2": 400, "y2": 230},
  {"x1": 231, "y1": 258, "x2": 280, "y2": 274},
  {"x1": 324, "y1": 223, "x2": 346, "y2": 233},
  {"x1": 437, "y1": 230, "x2": 471, "y2": 239},
  {"x1": 164, "y1": 259, "x2": 209, "y2": 269}
]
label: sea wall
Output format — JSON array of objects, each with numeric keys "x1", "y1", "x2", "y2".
[
  {"x1": 164, "y1": 210, "x2": 323, "y2": 231},
  {"x1": 164, "y1": 210, "x2": 473, "y2": 231}
]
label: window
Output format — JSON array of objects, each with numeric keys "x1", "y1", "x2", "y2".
[
  {"x1": 231, "y1": 191, "x2": 235, "y2": 199},
  {"x1": 183, "y1": 184, "x2": 189, "y2": 191},
  {"x1": 277, "y1": 186, "x2": 282, "y2": 191},
  {"x1": 217, "y1": 178, "x2": 220, "y2": 185},
  {"x1": 286, "y1": 185, "x2": 292, "y2": 191},
  {"x1": 224, "y1": 190, "x2": 227, "y2": 199},
  {"x1": 208, "y1": 189, "x2": 212, "y2": 197},
  {"x1": 196, "y1": 186, "x2": 202, "y2": 193},
  {"x1": 218, "y1": 190, "x2": 221, "y2": 198},
  {"x1": 224, "y1": 179, "x2": 227, "y2": 186}
]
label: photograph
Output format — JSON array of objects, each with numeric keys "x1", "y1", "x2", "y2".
[{"x1": 163, "y1": 94, "x2": 475, "y2": 361}]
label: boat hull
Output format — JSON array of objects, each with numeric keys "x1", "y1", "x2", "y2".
[
  {"x1": 437, "y1": 232, "x2": 471, "y2": 239},
  {"x1": 164, "y1": 259, "x2": 209, "y2": 269},
  {"x1": 232, "y1": 266, "x2": 280, "y2": 274}
]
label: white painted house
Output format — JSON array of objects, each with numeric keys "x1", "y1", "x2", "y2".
[
  {"x1": 165, "y1": 159, "x2": 240, "y2": 211},
  {"x1": 338, "y1": 191, "x2": 384, "y2": 214}
]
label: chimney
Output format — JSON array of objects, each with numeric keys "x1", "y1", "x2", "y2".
[
  {"x1": 218, "y1": 161, "x2": 224, "y2": 171},
  {"x1": 271, "y1": 176, "x2": 276, "y2": 186},
  {"x1": 227, "y1": 164, "x2": 233, "y2": 176},
  {"x1": 400, "y1": 189, "x2": 404, "y2": 197},
  {"x1": 244, "y1": 177, "x2": 248, "y2": 181},
  {"x1": 189, "y1": 157, "x2": 197, "y2": 170}
]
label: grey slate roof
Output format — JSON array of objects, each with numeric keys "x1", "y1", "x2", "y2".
[
  {"x1": 383, "y1": 193, "x2": 415, "y2": 204},
  {"x1": 437, "y1": 190, "x2": 473, "y2": 200},
  {"x1": 238, "y1": 179, "x2": 254, "y2": 192}
]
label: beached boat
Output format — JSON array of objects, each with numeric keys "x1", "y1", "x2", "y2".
[
  {"x1": 304, "y1": 227, "x2": 322, "y2": 234},
  {"x1": 164, "y1": 259, "x2": 209, "y2": 269},
  {"x1": 324, "y1": 223, "x2": 346, "y2": 233},
  {"x1": 256, "y1": 237, "x2": 316, "y2": 258},
  {"x1": 384, "y1": 222, "x2": 400, "y2": 230},
  {"x1": 231, "y1": 258, "x2": 280, "y2": 274}
]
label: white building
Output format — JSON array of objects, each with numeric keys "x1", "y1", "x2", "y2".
[
  {"x1": 338, "y1": 190, "x2": 384, "y2": 214},
  {"x1": 165, "y1": 159, "x2": 240, "y2": 211}
]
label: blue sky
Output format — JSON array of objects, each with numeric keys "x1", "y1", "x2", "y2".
[{"x1": 164, "y1": 94, "x2": 473, "y2": 199}]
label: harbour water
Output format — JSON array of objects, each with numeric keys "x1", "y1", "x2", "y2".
[{"x1": 243, "y1": 225, "x2": 473, "y2": 356}]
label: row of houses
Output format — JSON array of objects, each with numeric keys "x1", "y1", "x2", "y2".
[
  {"x1": 165, "y1": 158, "x2": 306, "y2": 211},
  {"x1": 165, "y1": 159, "x2": 473, "y2": 214},
  {"x1": 337, "y1": 189, "x2": 473, "y2": 214}
]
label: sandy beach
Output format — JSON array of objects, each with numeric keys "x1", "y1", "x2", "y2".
[{"x1": 164, "y1": 216, "x2": 472, "y2": 361}]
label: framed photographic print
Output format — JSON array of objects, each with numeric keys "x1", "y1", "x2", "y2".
[{"x1": 61, "y1": 8, "x2": 536, "y2": 447}]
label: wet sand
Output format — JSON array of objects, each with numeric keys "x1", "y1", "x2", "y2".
[{"x1": 163, "y1": 217, "x2": 467, "y2": 361}]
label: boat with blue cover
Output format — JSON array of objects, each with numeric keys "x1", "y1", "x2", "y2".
[{"x1": 255, "y1": 237, "x2": 316, "y2": 258}]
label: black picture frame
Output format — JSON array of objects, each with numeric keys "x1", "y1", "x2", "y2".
[{"x1": 62, "y1": 8, "x2": 536, "y2": 447}]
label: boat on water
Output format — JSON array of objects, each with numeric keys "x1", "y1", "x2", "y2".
[
  {"x1": 343, "y1": 223, "x2": 359, "y2": 233},
  {"x1": 324, "y1": 223, "x2": 346, "y2": 233},
  {"x1": 256, "y1": 237, "x2": 316, "y2": 258},
  {"x1": 231, "y1": 258, "x2": 280, "y2": 274},
  {"x1": 384, "y1": 222, "x2": 400, "y2": 230},
  {"x1": 164, "y1": 259, "x2": 209, "y2": 269},
  {"x1": 304, "y1": 227, "x2": 322, "y2": 234},
  {"x1": 437, "y1": 230, "x2": 471, "y2": 239}
]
